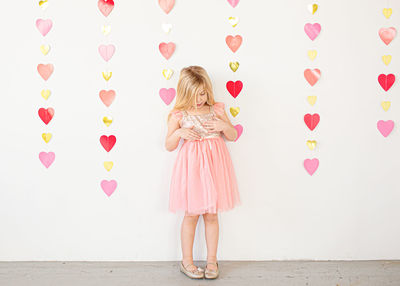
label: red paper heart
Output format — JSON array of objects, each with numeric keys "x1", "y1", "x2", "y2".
[
  {"x1": 38, "y1": 107, "x2": 55, "y2": 125},
  {"x1": 226, "y1": 80, "x2": 243, "y2": 98},
  {"x1": 100, "y1": 135, "x2": 116, "y2": 152},
  {"x1": 378, "y1": 73, "x2": 395, "y2": 91},
  {"x1": 99, "y1": 89, "x2": 116, "y2": 107},
  {"x1": 98, "y1": 0, "x2": 114, "y2": 17},
  {"x1": 304, "y1": 113, "x2": 320, "y2": 131}
]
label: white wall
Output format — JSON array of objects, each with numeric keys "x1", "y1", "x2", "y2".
[{"x1": 1, "y1": 0, "x2": 400, "y2": 261}]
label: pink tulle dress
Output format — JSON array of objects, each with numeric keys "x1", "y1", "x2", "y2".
[{"x1": 168, "y1": 102, "x2": 241, "y2": 215}]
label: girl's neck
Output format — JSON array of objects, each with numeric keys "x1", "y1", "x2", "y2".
[{"x1": 186, "y1": 104, "x2": 211, "y2": 115}]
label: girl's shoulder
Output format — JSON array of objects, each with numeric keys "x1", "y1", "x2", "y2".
[
  {"x1": 169, "y1": 109, "x2": 185, "y2": 121},
  {"x1": 212, "y1": 102, "x2": 225, "y2": 116}
]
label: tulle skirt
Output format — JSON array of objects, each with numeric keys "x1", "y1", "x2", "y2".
[{"x1": 169, "y1": 136, "x2": 241, "y2": 215}]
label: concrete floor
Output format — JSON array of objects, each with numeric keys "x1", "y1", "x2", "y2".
[{"x1": 1, "y1": 260, "x2": 400, "y2": 286}]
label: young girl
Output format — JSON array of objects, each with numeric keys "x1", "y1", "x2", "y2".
[{"x1": 165, "y1": 66, "x2": 241, "y2": 279}]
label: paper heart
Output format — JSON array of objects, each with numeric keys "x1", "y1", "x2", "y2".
[
  {"x1": 102, "y1": 71, "x2": 112, "y2": 81},
  {"x1": 159, "y1": 88, "x2": 176, "y2": 105},
  {"x1": 39, "y1": 151, "x2": 55, "y2": 168},
  {"x1": 162, "y1": 69, "x2": 174, "y2": 80},
  {"x1": 225, "y1": 35, "x2": 242, "y2": 52},
  {"x1": 39, "y1": 0, "x2": 49, "y2": 10},
  {"x1": 308, "y1": 3, "x2": 318, "y2": 14},
  {"x1": 41, "y1": 89, "x2": 51, "y2": 100},
  {"x1": 100, "y1": 135, "x2": 116, "y2": 152},
  {"x1": 379, "y1": 27, "x2": 396, "y2": 45},
  {"x1": 230, "y1": 107, "x2": 240, "y2": 117},
  {"x1": 38, "y1": 107, "x2": 54, "y2": 125},
  {"x1": 99, "y1": 90, "x2": 116, "y2": 107},
  {"x1": 306, "y1": 140, "x2": 317, "y2": 150},
  {"x1": 98, "y1": 44, "x2": 115, "y2": 62},
  {"x1": 101, "y1": 179, "x2": 117, "y2": 196},
  {"x1": 101, "y1": 24, "x2": 111, "y2": 35},
  {"x1": 36, "y1": 18, "x2": 53, "y2": 37},
  {"x1": 42, "y1": 133, "x2": 52, "y2": 143},
  {"x1": 304, "y1": 23, "x2": 321, "y2": 41},
  {"x1": 104, "y1": 161, "x2": 114, "y2": 171},
  {"x1": 381, "y1": 101, "x2": 391, "y2": 111},
  {"x1": 229, "y1": 61, "x2": 239, "y2": 72},
  {"x1": 234, "y1": 124, "x2": 243, "y2": 141},
  {"x1": 40, "y1": 44, "x2": 50, "y2": 55},
  {"x1": 227, "y1": 0, "x2": 240, "y2": 8},
  {"x1": 37, "y1": 64, "x2": 54, "y2": 81},
  {"x1": 382, "y1": 55, "x2": 392, "y2": 65},
  {"x1": 228, "y1": 17, "x2": 239, "y2": 27},
  {"x1": 304, "y1": 158, "x2": 319, "y2": 175},
  {"x1": 103, "y1": 116, "x2": 113, "y2": 127},
  {"x1": 307, "y1": 95, "x2": 317, "y2": 106},
  {"x1": 383, "y1": 8, "x2": 393, "y2": 19},
  {"x1": 304, "y1": 68, "x2": 321, "y2": 86},
  {"x1": 304, "y1": 113, "x2": 320, "y2": 131},
  {"x1": 158, "y1": 0, "x2": 175, "y2": 14},
  {"x1": 378, "y1": 74, "x2": 395, "y2": 91},
  {"x1": 162, "y1": 23, "x2": 172, "y2": 34},
  {"x1": 226, "y1": 80, "x2": 243, "y2": 98},
  {"x1": 159, "y1": 42, "x2": 176, "y2": 60},
  {"x1": 377, "y1": 120, "x2": 394, "y2": 137},
  {"x1": 98, "y1": 0, "x2": 114, "y2": 17},
  {"x1": 307, "y1": 50, "x2": 317, "y2": 60}
]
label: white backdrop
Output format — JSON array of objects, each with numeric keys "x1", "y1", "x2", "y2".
[{"x1": 1, "y1": 0, "x2": 400, "y2": 261}]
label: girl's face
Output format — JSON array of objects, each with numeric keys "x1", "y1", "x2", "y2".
[{"x1": 193, "y1": 88, "x2": 208, "y2": 109}]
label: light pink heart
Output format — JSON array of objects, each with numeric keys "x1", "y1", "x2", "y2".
[
  {"x1": 101, "y1": 179, "x2": 117, "y2": 197},
  {"x1": 227, "y1": 0, "x2": 240, "y2": 8},
  {"x1": 39, "y1": 151, "x2": 55, "y2": 168},
  {"x1": 36, "y1": 18, "x2": 53, "y2": 36},
  {"x1": 379, "y1": 27, "x2": 396, "y2": 45},
  {"x1": 99, "y1": 89, "x2": 116, "y2": 107},
  {"x1": 98, "y1": 44, "x2": 116, "y2": 62},
  {"x1": 304, "y1": 158, "x2": 319, "y2": 175},
  {"x1": 37, "y1": 64, "x2": 54, "y2": 81},
  {"x1": 159, "y1": 88, "x2": 176, "y2": 105},
  {"x1": 377, "y1": 120, "x2": 394, "y2": 137},
  {"x1": 159, "y1": 42, "x2": 176, "y2": 60},
  {"x1": 234, "y1": 124, "x2": 243, "y2": 142},
  {"x1": 158, "y1": 0, "x2": 175, "y2": 14},
  {"x1": 304, "y1": 23, "x2": 321, "y2": 41}
]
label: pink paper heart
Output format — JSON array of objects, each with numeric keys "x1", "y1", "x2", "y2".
[
  {"x1": 234, "y1": 124, "x2": 243, "y2": 141},
  {"x1": 99, "y1": 90, "x2": 116, "y2": 107},
  {"x1": 159, "y1": 88, "x2": 176, "y2": 105},
  {"x1": 377, "y1": 120, "x2": 394, "y2": 137},
  {"x1": 36, "y1": 18, "x2": 53, "y2": 37},
  {"x1": 101, "y1": 179, "x2": 117, "y2": 197},
  {"x1": 158, "y1": 0, "x2": 175, "y2": 14},
  {"x1": 304, "y1": 68, "x2": 321, "y2": 86},
  {"x1": 39, "y1": 151, "x2": 55, "y2": 168},
  {"x1": 37, "y1": 64, "x2": 54, "y2": 81},
  {"x1": 98, "y1": 0, "x2": 114, "y2": 17},
  {"x1": 304, "y1": 158, "x2": 319, "y2": 175},
  {"x1": 304, "y1": 23, "x2": 321, "y2": 41},
  {"x1": 379, "y1": 27, "x2": 396, "y2": 45},
  {"x1": 225, "y1": 35, "x2": 243, "y2": 53},
  {"x1": 159, "y1": 42, "x2": 176, "y2": 60},
  {"x1": 98, "y1": 44, "x2": 115, "y2": 62},
  {"x1": 227, "y1": 0, "x2": 240, "y2": 8}
]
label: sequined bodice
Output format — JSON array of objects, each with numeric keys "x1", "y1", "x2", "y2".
[{"x1": 180, "y1": 105, "x2": 221, "y2": 140}]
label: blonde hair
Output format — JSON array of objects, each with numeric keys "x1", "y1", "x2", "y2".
[{"x1": 167, "y1": 66, "x2": 216, "y2": 122}]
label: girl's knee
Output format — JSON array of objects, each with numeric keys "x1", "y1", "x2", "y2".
[{"x1": 203, "y1": 213, "x2": 218, "y2": 223}]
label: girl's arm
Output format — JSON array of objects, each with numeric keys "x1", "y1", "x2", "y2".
[
  {"x1": 217, "y1": 109, "x2": 238, "y2": 142},
  {"x1": 165, "y1": 112, "x2": 182, "y2": 152}
]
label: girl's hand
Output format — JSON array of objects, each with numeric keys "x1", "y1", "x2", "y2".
[
  {"x1": 176, "y1": 126, "x2": 201, "y2": 140},
  {"x1": 202, "y1": 118, "x2": 228, "y2": 133}
]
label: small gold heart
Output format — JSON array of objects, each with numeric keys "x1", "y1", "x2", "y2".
[
  {"x1": 39, "y1": 0, "x2": 48, "y2": 10},
  {"x1": 307, "y1": 50, "x2": 317, "y2": 60},
  {"x1": 42, "y1": 133, "x2": 52, "y2": 143},
  {"x1": 228, "y1": 17, "x2": 239, "y2": 27},
  {"x1": 162, "y1": 69, "x2": 174, "y2": 80},
  {"x1": 308, "y1": 3, "x2": 318, "y2": 14},
  {"x1": 101, "y1": 25, "x2": 111, "y2": 35},
  {"x1": 102, "y1": 71, "x2": 112, "y2": 81},
  {"x1": 41, "y1": 89, "x2": 51, "y2": 100},
  {"x1": 40, "y1": 44, "x2": 50, "y2": 55},
  {"x1": 382, "y1": 55, "x2": 392, "y2": 65},
  {"x1": 104, "y1": 161, "x2": 114, "y2": 171},
  {"x1": 306, "y1": 140, "x2": 317, "y2": 150},
  {"x1": 307, "y1": 95, "x2": 317, "y2": 106},
  {"x1": 229, "y1": 61, "x2": 239, "y2": 72},
  {"x1": 230, "y1": 107, "x2": 240, "y2": 117},
  {"x1": 383, "y1": 8, "x2": 392, "y2": 19},
  {"x1": 381, "y1": 101, "x2": 391, "y2": 111},
  {"x1": 103, "y1": 116, "x2": 113, "y2": 127}
]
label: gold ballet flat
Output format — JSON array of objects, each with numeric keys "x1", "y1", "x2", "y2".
[
  {"x1": 205, "y1": 261, "x2": 219, "y2": 279},
  {"x1": 180, "y1": 261, "x2": 204, "y2": 279}
]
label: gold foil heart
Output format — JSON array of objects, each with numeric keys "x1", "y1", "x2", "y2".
[
  {"x1": 307, "y1": 96, "x2": 317, "y2": 106},
  {"x1": 102, "y1": 71, "x2": 112, "y2": 81},
  {"x1": 308, "y1": 3, "x2": 318, "y2": 14},
  {"x1": 229, "y1": 61, "x2": 239, "y2": 72},
  {"x1": 162, "y1": 69, "x2": 174, "y2": 80},
  {"x1": 104, "y1": 161, "x2": 114, "y2": 171},
  {"x1": 228, "y1": 17, "x2": 239, "y2": 27},
  {"x1": 39, "y1": 0, "x2": 49, "y2": 10},
  {"x1": 42, "y1": 133, "x2": 52, "y2": 143},
  {"x1": 101, "y1": 25, "x2": 111, "y2": 35},
  {"x1": 103, "y1": 116, "x2": 113, "y2": 127},
  {"x1": 230, "y1": 107, "x2": 240, "y2": 117},
  {"x1": 306, "y1": 140, "x2": 317, "y2": 150},
  {"x1": 41, "y1": 89, "x2": 51, "y2": 100},
  {"x1": 307, "y1": 50, "x2": 317, "y2": 60},
  {"x1": 382, "y1": 55, "x2": 392, "y2": 65},
  {"x1": 381, "y1": 101, "x2": 391, "y2": 111},
  {"x1": 383, "y1": 8, "x2": 392, "y2": 19},
  {"x1": 40, "y1": 44, "x2": 50, "y2": 55}
]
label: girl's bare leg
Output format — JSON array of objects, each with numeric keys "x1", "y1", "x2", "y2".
[
  {"x1": 203, "y1": 213, "x2": 219, "y2": 271},
  {"x1": 181, "y1": 213, "x2": 200, "y2": 271}
]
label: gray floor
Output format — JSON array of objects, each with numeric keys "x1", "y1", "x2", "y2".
[{"x1": 1, "y1": 260, "x2": 400, "y2": 286}]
